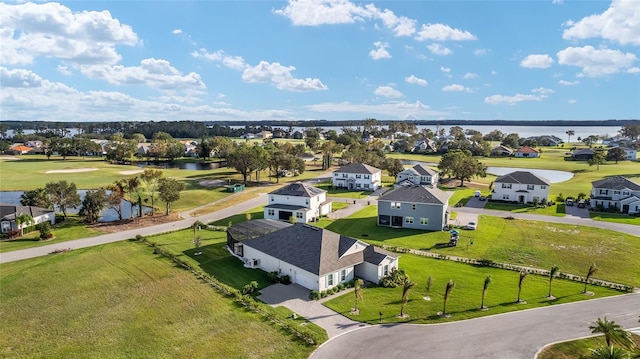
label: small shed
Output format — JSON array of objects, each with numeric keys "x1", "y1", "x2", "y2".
[{"x1": 225, "y1": 184, "x2": 245, "y2": 193}]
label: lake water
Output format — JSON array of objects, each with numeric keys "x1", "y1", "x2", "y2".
[
  {"x1": 486, "y1": 167, "x2": 573, "y2": 183},
  {"x1": 0, "y1": 190, "x2": 152, "y2": 222}
]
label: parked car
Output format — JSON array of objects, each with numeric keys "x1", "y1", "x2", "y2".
[
  {"x1": 479, "y1": 196, "x2": 487, "y2": 201},
  {"x1": 566, "y1": 199, "x2": 574, "y2": 206},
  {"x1": 577, "y1": 200, "x2": 586, "y2": 208},
  {"x1": 474, "y1": 190, "x2": 481, "y2": 197},
  {"x1": 465, "y1": 221, "x2": 477, "y2": 230}
]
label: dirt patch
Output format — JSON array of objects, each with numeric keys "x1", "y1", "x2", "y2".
[
  {"x1": 45, "y1": 168, "x2": 99, "y2": 174},
  {"x1": 440, "y1": 178, "x2": 486, "y2": 189},
  {"x1": 199, "y1": 179, "x2": 226, "y2": 187},
  {"x1": 89, "y1": 213, "x2": 181, "y2": 233},
  {"x1": 119, "y1": 169, "x2": 144, "y2": 175}
]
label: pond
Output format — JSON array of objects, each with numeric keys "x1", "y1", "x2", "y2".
[
  {"x1": 135, "y1": 161, "x2": 226, "y2": 170},
  {"x1": 0, "y1": 190, "x2": 152, "y2": 222},
  {"x1": 485, "y1": 167, "x2": 573, "y2": 183}
]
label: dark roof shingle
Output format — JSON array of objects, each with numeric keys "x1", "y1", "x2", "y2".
[
  {"x1": 379, "y1": 185, "x2": 451, "y2": 205},
  {"x1": 334, "y1": 162, "x2": 381, "y2": 174},
  {"x1": 269, "y1": 182, "x2": 325, "y2": 197},
  {"x1": 495, "y1": 171, "x2": 550, "y2": 186},
  {"x1": 592, "y1": 176, "x2": 640, "y2": 191}
]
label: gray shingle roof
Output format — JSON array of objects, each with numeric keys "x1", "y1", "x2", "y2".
[
  {"x1": 239, "y1": 223, "x2": 396, "y2": 276},
  {"x1": 269, "y1": 182, "x2": 325, "y2": 197},
  {"x1": 379, "y1": 185, "x2": 451, "y2": 205},
  {"x1": 573, "y1": 148, "x2": 595, "y2": 156},
  {"x1": 495, "y1": 171, "x2": 550, "y2": 186},
  {"x1": 363, "y1": 246, "x2": 396, "y2": 265},
  {"x1": 592, "y1": 176, "x2": 640, "y2": 191},
  {"x1": 334, "y1": 162, "x2": 381, "y2": 174},
  {"x1": 411, "y1": 164, "x2": 438, "y2": 176},
  {"x1": 0, "y1": 203, "x2": 54, "y2": 221},
  {"x1": 264, "y1": 204, "x2": 309, "y2": 211}
]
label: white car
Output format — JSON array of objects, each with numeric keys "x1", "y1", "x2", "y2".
[{"x1": 465, "y1": 221, "x2": 477, "y2": 230}]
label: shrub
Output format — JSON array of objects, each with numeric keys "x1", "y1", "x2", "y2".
[
  {"x1": 380, "y1": 268, "x2": 407, "y2": 288},
  {"x1": 241, "y1": 281, "x2": 259, "y2": 295},
  {"x1": 280, "y1": 275, "x2": 291, "y2": 285},
  {"x1": 36, "y1": 222, "x2": 53, "y2": 240},
  {"x1": 309, "y1": 290, "x2": 320, "y2": 300},
  {"x1": 135, "y1": 234, "x2": 145, "y2": 241},
  {"x1": 267, "y1": 271, "x2": 279, "y2": 283}
]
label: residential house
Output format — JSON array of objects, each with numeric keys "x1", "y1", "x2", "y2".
[
  {"x1": 396, "y1": 165, "x2": 439, "y2": 187},
  {"x1": 255, "y1": 131, "x2": 273, "y2": 139},
  {"x1": 239, "y1": 133, "x2": 256, "y2": 139},
  {"x1": 491, "y1": 145, "x2": 513, "y2": 157},
  {"x1": 527, "y1": 135, "x2": 563, "y2": 147},
  {"x1": 23, "y1": 140, "x2": 44, "y2": 154},
  {"x1": 332, "y1": 163, "x2": 382, "y2": 191},
  {"x1": 227, "y1": 220, "x2": 399, "y2": 291},
  {"x1": 620, "y1": 147, "x2": 638, "y2": 161},
  {"x1": 590, "y1": 176, "x2": 640, "y2": 215},
  {"x1": 361, "y1": 131, "x2": 375, "y2": 142},
  {"x1": 0, "y1": 204, "x2": 55, "y2": 234},
  {"x1": 181, "y1": 140, "x2": 199, "y2": 157},
  {"x1": 571, "y1": 148, "x2": 595, "y2": 161},
  {"x1": 493, "y1": 171, "x2": 550, "y2": 204},
  {"x1": 514, "y1": 146, "x2": 540, "y2": 158},
  {"x1": 377, "y1": 185, "x2": 451, "y2": 231},
  {"x1": 414, "y1": 139, "x2": 437, "y2": 153},
  {"x1": 264, "y1": 182, "x2": 332, "y2": 223},
  {"x1": 8, "y1": 144, "x2": 33, "y2": 155}
]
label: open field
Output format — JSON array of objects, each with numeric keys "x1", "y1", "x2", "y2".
[
  {"x1": 538, "y1": 334, "x2": 640, "y2": 359},
  {"x1": 315, "y1": 206, "x2": 640, "y2": 287},
  {"x1": 323, "y1": 253, "x2": 623, "y2": 324},
  {"x1": 0, "y1": 216, "x2": 102, "y2": 253},
  {"x1": 0, "y1": 241, "x2": 316, "y2": 358}
]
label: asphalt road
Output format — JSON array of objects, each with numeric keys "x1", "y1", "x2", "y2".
[{"x1": 311, "y1": 293, "x2": 640, "y2": 359}]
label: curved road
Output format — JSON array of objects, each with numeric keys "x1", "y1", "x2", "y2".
[{"x1": 311, "y1": 293, "x2": 640, "y2": 359}]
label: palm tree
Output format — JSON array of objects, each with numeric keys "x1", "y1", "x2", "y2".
[
  {"x1": 353, "y1": 279, "x2": 364, "y2": 314},
  {"x1": 400, "y1": 277, "x2": 415, "y2": 318},
  {"x1": 588, "y1": 346, "x2": 631, "y2": 359},
  {"x1": 480, "y1": 275, "x2": 492, "y2": 310},
  {"x1": 442, "y1": 279, "x2": 455, "y2": 317},
  {"x1": 516, "y1": 271, "x2": 527, "y2": 303},
  {"x1": 566, "y1": 130, "x2": 575, "y2": 145},
  {"x1": 589, "y1": 317, "x2": 634, "y2": 349},
  {"x1": 15, "y1": 214, "x2": 34, "y2": 237},
  {"x1": 584, "y1": 263, "x2": 599, "y2": 294},
  {"x1": 547, "y1": 265, "x2": 559, "y2": 299}
]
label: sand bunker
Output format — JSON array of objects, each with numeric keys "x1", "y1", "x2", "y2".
[
  {"x1": 119, "y1": 169, "x2": 144, "y2": 175},
  {"x1": 45, "y1": 168, "x2": 99, "y2": 174},
  {"x1": 199, "y1": 179, "x2": 226, "y2": 187}
]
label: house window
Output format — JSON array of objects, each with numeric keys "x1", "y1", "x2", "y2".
[
  {"x1": 296, "y1": 212, "x2": 303, "y2": 219},
  {"x1": 305, "y1": 199, "x2": 309, "y2": 205},
  {"x1": 503, "y1": 194, "x2": 510, "y2": 200},
  {"x1": 405, "y1": 217, "x2": 414, "y2": 224},
  {"x1": 501, "y1": 183, "x2": 512, "y2": 189},
  {"x1": 356, "y1": 183, "x2": 361, "y2": 188},
  {"x1": 599, "y1": 189, "x2": 608, "y2": 195},
  {"x1": 391, "y1": 202, "x2": 401, "y2": 209},
  {"x1": 364, "y1": 175, "x2": 370, "y2": 179},
  {"x1": 327, "y1": 273, "x2": 334, "y2": 287},
  {"x1": 623, "y1": 191, "x2": 630, "y2": 196},
  {"x1": 267, "y1": 209, "x2": 275, "y2": 216},
  {"x1": 420, "y1": 218, "x2": 429, "y2": 225},
  {"x1": 382, "y1": 265, "x2": 389, "y2": 276},
  {"x1": 340, "y1": 269, "x2": 346, "y2": 281},
  {"x1": 364, "y1": 184, "x2": 369, "y2": 189},
  {"x1": 541, "y1": 185, "x2": 547, "y2": 189},
  {"x1": 270, "y1": 196, "x2": 274, "y2": 202},
  {"x1": 355, "y1": 174, "x2": 362, "y2": 179},
  {"x1": 527, "y1": 185, "x2": 534, "y2": 190},
  {"x1": 342, "y1": 174, "x2": 348, "y2": 178},
  {"x1": 334, "y1": 173, "x2": 339, "y2": 177}
]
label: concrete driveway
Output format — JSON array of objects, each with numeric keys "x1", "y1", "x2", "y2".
[
  {"x1": 564, "y1": 203, "x2": 591, "y2": 219},
  {"x1": 465, "y1": 196, "x2": 487, "y2": 209},
  {"x1": 449, "y1": 208, "x2": 479, "y2": 229},
  {"x1": 258, "y1": 283, "x2": 366, "y2": 338}
]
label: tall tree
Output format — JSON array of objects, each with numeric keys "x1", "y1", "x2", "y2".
[
  {"x1": 141, "y1": 169, "x2": 163, "y2": 215},
  {"x1": 501, "y1": 133, "x2": 520, "y2": 148},
  {"x1": 79, "y1": 189, "x2": 107, "y2": 224},
  {"x1": 442, "y1": 279, "x2": 455, "y2": 317},
  {"x1": 20, "y1": 188, "x2": 52, "y2": 208},
  {"x1": 15, "y1": 214, "x2": 34, "y2": 237},
  {"x1": 228, "y1": 143, "x2": 261, "y2": 185},
  {"x1": 438, "y1": 150, "x2": 486, "y2": 186},
  {"x1": 480, "y1": 275, "x2": 492, "y2": 310},
  {"x1": 619, "y1": 124, "x2": 640, "y2": 140},
  {"x1": 606, "y1": 147, "x2": 626, "y2": 164},
  {"x1": 126, "y1": 176, "x2": 141, "y2": 218},
  {"x1": 588, "y1": 150, "x2": 607, "y2": 171},
  {"x1": 547, "y1": 265, "x2": 559, "y2": 299},
  {"x1": 589, "y1": 317, "x2": 634, "y2": 348},
  {"x1": 566, "y1": 130, "x2": 575, "y2": 144},
  {"x1": 584, "y1": 263, "x2": 599, "y2": 294},
  {"x1": 45, "y1": 181, "x2": 81, "y2": 219},
  {"x1": 210, "y1": 136, "x2": 234, "y2": 161},
  {"x1": 353, "y1": 278, "x2": 364, "y2": 314},
  {"x1": 384, "y1": 158, "x2": 405, "y2": 181},
  {"x1": 516, "y1": 271, "x2": 527, "y2": 303},
  {"x1": 106, "y1": 180, "x2": 126, "y2": 221},
  {"x1": 400, "y1": 276, "x2": 416, "y2": 318},
  {"x1": 158, "y1": 178, "x2": 185, "y2": 215}
]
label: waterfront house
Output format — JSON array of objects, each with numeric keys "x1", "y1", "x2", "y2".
[
  {"x1": 491, "y1": 144, "x2": 514, "y2": 157},
  {"x1": 493, "y1": 171, "x2": 550, "y2": 204},
  {"x1": 571, "y1": 148, "x2": 595, "y2": 160},
  {"x1": 514, "y1": 146, "x2": 540, "y2": 158},
  {"x1": 0, "y1": 204, "x2": 55, "y2": 234},
  {"x1": 396, "y1": 165, "x2": 439, "y2": 187}
]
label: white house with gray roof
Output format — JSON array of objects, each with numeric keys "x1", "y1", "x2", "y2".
[
  {"x1": 0, "y1": 204, "x2": 55, "y2": 234},
  {"x1": 396, "y1": 164, "x2": 439, "y2": 187},
  {"x1": 227, "y1": 220, "x2": 398, "y2": 291},
  {"x1": 377, "y1": 185, "x2": 451, "y2": 231},
  {"x1": 493, "y1": 171, "x2": 550, "y2": 204},
  {"x1": 590, "y1": 176, "x2": 640, "y2": 215},
  {"x1": 264, "y1": 182, "x2": 331, "y2": 223},
  {"x1": 332, "y1": 162, "x2": 382, "y2": 191}
]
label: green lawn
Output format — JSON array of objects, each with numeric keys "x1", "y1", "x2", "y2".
[
  {"x1": 331, "y1": 202, "x2": 350, "y2": 211},
  {"x1": 314, "y1": 182, "x2": 375, "y2": 199},
  {"x1": 538, "y1": 334, "x2": 640, "y2": 359},
  {"x1": 0, "y1": 241, "x2": 315, "y2": 358},
  {"x1": 315, "y1": 206, "x2": 640, "y2": 287},
  {"x1": 323, "y1": 253, "x2": 623, "y2": 324},
  {"x1": 0, "y1": 216, "x2": 102, "y2": 253},
  {"x1": 589, "y1": 211, "x2": 640, "y2": 225},
  {"x1": 483, "y1": 201, "x2": 565, "y2": 217}
]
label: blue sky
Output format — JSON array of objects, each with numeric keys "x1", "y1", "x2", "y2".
[{"x1": 1, "y1": 0, "x2": 639, "y2": 123}]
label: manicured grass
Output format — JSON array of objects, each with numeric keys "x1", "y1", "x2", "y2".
[
  {"x1": 0, "y1": 241, "x2": 315, "y2": 358},
  {"x1": 0, "y1": 216, "x2": 102, "y2": 253},
  {"x1": 589, "y1": 211, "x2": 640, "y2": 225},
  {"x1": 483, "y1": 201, "x2": 565, "y2": 217},
  {"x1": 331, "y1": 202, "x2": 350, "y2": 211},
  {"x1": 446, "y1": 188, "x2": 476, "y2": 206},
  {"x1": 323, "y1": 253, "x2": 623, "y2": 324},
  {"x1": 314, "y1": 182, "x2": 374, "y2": 199},
  {"x1": 315, "y1": 206, "x2": 640, "y2": 287},
  {"x1": 538, "y1": 334, "x2": 640, "y2": 359}
]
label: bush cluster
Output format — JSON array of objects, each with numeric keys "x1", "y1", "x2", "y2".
[
  {"x1": 267, "y1": 271, "x2": 292, "y2": 284},
  {"x1": 309, "y1": 279, "x2": 355, "y2": 300}
]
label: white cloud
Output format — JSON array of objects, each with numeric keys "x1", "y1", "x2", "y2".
[
  {"x1": 415, "y1": 23, "x2": 476, "y2": 41},
  {"x1": 241, "y1": 61, "x2": 328, "y2": 92},
  {"x1": 556, "y1": 46, "x2": 638, "y2": 77},
  {"x1": 372, "y1": 6, "x2": 417, "y2": 36},
  {"x1": 552, "y1": 0, "x2": 564, "y2": 5},
  {"x1": 57, "y1": 65, "x2": 72, "y2": 76},
  {"x1": 172, "y1": 29, "x2": 183, "y2": 35},
  {"x1": 0, "y1": 67, "x2": 43, "y2": 88},
  {"x1": 440, "y1": 66, "x2": 451, "y2": 73},
  {"x1": 374, "y1": 85, "x2": 403, "y2": 98},
  {"x1": 628, "y1": 67, "x2": 640, "y2": 74},
  {"x1": 463, "y1": 72, "x2": 477, "y2": 79},
  {"x1": 562, "y1": 0, "x2": 640, "y2": 46},
  {"x1": 568, "y1": 99, "x2": 577, "y2": 104},
  {"x1": 78, "y1": 59, "x2": 206, "y2": 93},
  {"x1": 442, "y1": 84, "x2": 473, "y2": 93},
  {"x1": 427, "y1": 43, "x2": 453, "y2": 56},
  {"x1": 473, "y1": 48, "x2": 489, "y2": 56},
  {"x1": 191, "y1": 49, "x2": 248, "y2": 70},
  {"x1": 484, "y1": 87, "x2": 553, "y2": 105},
  {"x1": 405, "y1": 75, "x2": 428, "y2": 86},
  {"x1": 0, "y1": 2, "x2": 138, "y2": 66},
  {"x1": 520, "y1": 54, "x2": 554, "y2": 69},
  {"x1": 558, "y1": 80, "x2": 579, "y2": 86},
  {"x1": 369, "y1": 41, "x2": 391, "y2": 60}
]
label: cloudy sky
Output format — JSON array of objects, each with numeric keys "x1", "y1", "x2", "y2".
[{"x1": 1, "y1": 0, "x2": 639, "y2": 123}]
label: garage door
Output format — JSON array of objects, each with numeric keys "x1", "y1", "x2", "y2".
[{"x1": 294, "y1": 270, "x2": 316, "y2": 290}]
